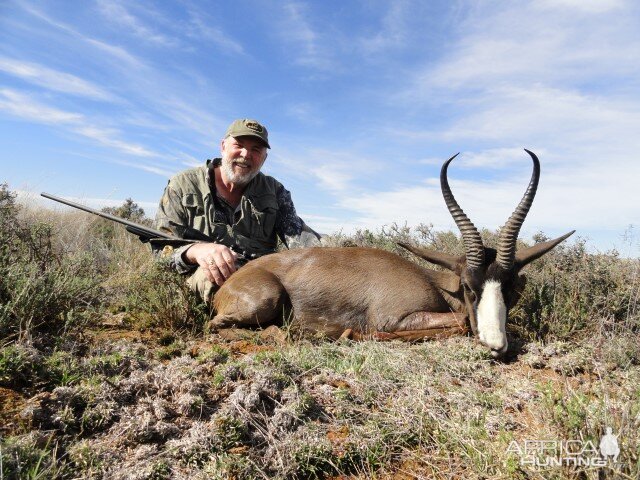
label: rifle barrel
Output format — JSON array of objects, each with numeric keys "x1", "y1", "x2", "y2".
[{"x1": 40, "y1": 192, "x2": 177, "y2": 240}]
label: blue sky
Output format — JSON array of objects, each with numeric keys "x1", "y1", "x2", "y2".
[{"x1": 1, "y1": 0, "x2": 639, "y2": 253}]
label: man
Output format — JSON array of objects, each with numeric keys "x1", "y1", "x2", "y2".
[{"x1": 155, "y1": 118, "x2": 320, "y2": 302}]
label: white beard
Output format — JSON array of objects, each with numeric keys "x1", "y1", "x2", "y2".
[{"x1": 221, "y1": 154, "x2": 260, "y2": 186}]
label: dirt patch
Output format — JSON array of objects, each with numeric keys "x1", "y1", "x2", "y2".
[
  {"x1": 216, "y1": 325, "x2": 288, "y2": 344},
  {"x1": 0, "y1": 386, "x2": 27, "y2": 435},
  {"x1": 386, "y1": 458, "x2": 432, "y2": 480},
  {"x1": 327, "y1": 425, "x2": 350, "y2": 445},
  {"x1": 87, "y1": 327, "x2": 158, "y2": 345},
  {"x1": 228, "y1": 340, "x2": 274, "y2": 355}
]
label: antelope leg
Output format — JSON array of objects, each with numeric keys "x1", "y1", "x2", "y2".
[
  {"x1": 209, "y1": 268, "x2": 288, "y2": 330},
  {"x1": 352, "y1": 312, "x2": 468, "y2": 341}
]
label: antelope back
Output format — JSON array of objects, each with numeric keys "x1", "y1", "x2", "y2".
[{"x1": 215, "y1": 246, "x2": 462, "y2": 335}]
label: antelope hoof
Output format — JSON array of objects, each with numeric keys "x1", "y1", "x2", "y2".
[
  {"x1": 205, "y1": 315, "x2": 235, "y2": 333},
  {"x1": 338, "y1": 329, "x2": 354, "y2": 340}
]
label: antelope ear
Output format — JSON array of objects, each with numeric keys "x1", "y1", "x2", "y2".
[
  {"x1": 515, "y1": 230, "x2": 575, "y2": 269},
  {"x1": 429, "y1": 271, "x2": 461, "y2": 293},
  {"x1": 397, "y1": 242, "x2": 463, "y2": 273}
]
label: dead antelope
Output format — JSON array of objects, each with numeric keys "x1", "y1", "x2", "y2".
[{"x1": 210, "y1": 150, "x2": 574, "y2": 357}]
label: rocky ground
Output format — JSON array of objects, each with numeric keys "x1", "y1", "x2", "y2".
[{"x1": 2, "y1": 326, "x2": 638, "y2": 479}]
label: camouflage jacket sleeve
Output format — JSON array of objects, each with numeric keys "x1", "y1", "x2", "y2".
[
  {"x1": 154, "y1": 183, "x2": 198, "y2": 274},
  {"x1": 275, "y1": 185, "x2": 321, "y2": 249}
]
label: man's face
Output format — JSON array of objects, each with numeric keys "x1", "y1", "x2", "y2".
[{"x1": 220, "y1": 135, "x2": 268, "y2": 186}]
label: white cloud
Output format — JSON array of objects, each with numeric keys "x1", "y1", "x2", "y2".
[
  {"x1": 0, "y1": 57, "x2": 114, "y2": 100},
  {"x1": 185, "y1": 7, "x2": 245, "y2": 55},
  {"x1": 156, "y1": 97, "x2": 226, "y2": 138},
  {"x1": 430, "y1": 85, "x2": 640, "y2": 146},
  {"x1": 284, "y1": 103, "x2": 322, "y2": 124},
  {"x1": 73, "y1": 126, "x2": 156, "y2": 157},
  {"x1": 0, "y1": 88, "x2": 83, "y2": 123},
  {"x1": 277, "y1": 1, "x2": 333, "y2": 70},
  {"x1": 434, "y1": 148, "x2": 528, "y2": 169},
  {"x1": 0, "y1": 88, "x2": 158, "y2": 158},
  {"x1": 308, "y1": 164, "x2": 354, "y2": 193},
  {"x1": 109, "y1": 158, "x2": 174, "y2": 177},
  {"x1": 397, "y1": 2, "x2": 639, "y2": 105},
  {"x1": 534, "y1": 0, "x2": 625, "y2": 14},
  {"x1": 358, "y1": 1, "x2": 410, "y2": 53},
  {"x1": 18, "y1": 2, "x2": 145, "y2": 68},
  {"x1": 272, "y1": 147, "x2": 383, "y2": 194},
  {"x1": 82, "y1": 37, "x2": 144, "y2": 68},
  {"x1": 96, "y1": 0, "x2": 177, "y2": 46},
  {"x1": 334, "y1": 157, "x2": 640, "y2": 242},
  {"x1": 339, "y1": 146, "x2": 635, "y2": 249},
  {"x1": 171, "y1": 151, "x2": 203, "y2": 168},
  {"x1": 361, "y1": 1, "x2": 640, "y2": 249}
]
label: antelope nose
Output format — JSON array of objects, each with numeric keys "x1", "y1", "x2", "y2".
[{"x1": 490, "y1": 344, "x2": 508, "y2": 358}]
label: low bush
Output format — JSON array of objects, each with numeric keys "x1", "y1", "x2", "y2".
[
  {"x1": 510, "y1": 234, "x2": 639, "y2": 340},
  {"x1": 117, "y1": 259, "x2": 210, "y2": 333},
  {"x1": 0, "y1": 184, "x2": 102, "y2": 343}
]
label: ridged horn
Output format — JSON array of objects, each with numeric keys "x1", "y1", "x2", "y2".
[
  {"x1": 496, "y1": 149, "x2": 540, "y2": 270},
  {"x1": 441, "y1": 153, "x2": 485, "y2": 270}
]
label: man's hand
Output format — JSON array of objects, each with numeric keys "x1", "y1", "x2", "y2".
[{"x1": 184, "y1": 243, "x2": 238, "y2": 286}]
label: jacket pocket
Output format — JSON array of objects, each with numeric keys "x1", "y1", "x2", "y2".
[
  {"x1": 181, "y1": 193, "x2": 206, "y2": 231},
  {"x1": 248, "y1": 195, "x2": 278, "y2": 240}
]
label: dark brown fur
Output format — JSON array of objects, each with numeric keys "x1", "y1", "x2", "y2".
[
  {"x1": 212, "y1": 247, "x2": 462, "y2": 337},
  {"x1": 210, "y1": 232, "x2": 573, "y2": 343},
  {"x1": 210, "y1": 151, "x2": 574, "y2": 350}
]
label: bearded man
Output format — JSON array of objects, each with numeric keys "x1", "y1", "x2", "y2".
[{"x1": 155, "y1": 119, "x2": 320, "y2": 302}]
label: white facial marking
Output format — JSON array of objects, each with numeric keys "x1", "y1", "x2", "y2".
[{"x1": 476, "y1": 279, "x2": 507, "y2": 354}]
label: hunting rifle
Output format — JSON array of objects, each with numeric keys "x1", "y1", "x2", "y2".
[{"x1": 40, "y1": 192, "x2": 254, "y2": 261}]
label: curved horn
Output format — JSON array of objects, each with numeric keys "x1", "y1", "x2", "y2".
[
  {"x1": 441, "y1": 153, "x2": 485, "y2": 270},
  {"x1": 496, "y1": 149, "x2": 540, "y2": 270}
]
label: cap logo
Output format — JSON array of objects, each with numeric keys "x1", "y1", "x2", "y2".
[{"x1": 245, "y1": 121, "x2": 263, "y2": 133}]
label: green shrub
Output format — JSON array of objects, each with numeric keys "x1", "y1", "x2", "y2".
[
  {"x1": 511, "y1": 234, "x2": 639, "y2": 340},
  {"x1": 197, "y1": 345, "x2": 230, "y2": 364},
  {"x1": 0, "y1": 343, "x2": 40, "y2": 387},
  {"x1": 0, "y1": 343, "x2": 85, "y2": 391},
  {"x1": 0, "y1": 254, "x2": 102, "y2": 341},
  {"x1": 42, "y1": 350, "x2": 83, "y2": 387},
  {"x1": 120, "y1": 259, "x2": 209, "y2": 333},
  {"x1": 0, "y1": 433, "x2": 67, "y2": 479},
  {"x1": 90, "y1": 198, "x2": 151, "y2": 251},
  {"x1": 0, "y1": 184, "x2": 102, "y2": 342}
]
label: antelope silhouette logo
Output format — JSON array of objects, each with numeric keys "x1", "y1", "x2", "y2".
[{"x1": 599, "y1": 427, "x2": 620, "y2": 462}]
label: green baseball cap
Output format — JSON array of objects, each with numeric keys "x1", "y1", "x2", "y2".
[{"x1": 225, "y1": 118, "x2": 270, "y2": 148}]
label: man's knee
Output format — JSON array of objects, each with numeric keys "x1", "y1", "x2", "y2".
[{"x1": 186, "y1": 267, "x2": 218, "y2": 303}]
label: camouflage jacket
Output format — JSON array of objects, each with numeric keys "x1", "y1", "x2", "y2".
[{"x1": 155, "y1": 159, "x2": 320, "y2": 273}]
